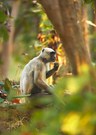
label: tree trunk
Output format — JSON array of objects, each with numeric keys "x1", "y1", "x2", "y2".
[
  {"x1": 0, "y1": 0, "x2": 21, "y2": 80},
  {"x1": 93, "y1": 1, "x2": 96, "y2": 32},
  {"x1": 39, "y1": 0, "x2": 91, "y2": 75},
  {"x1": 80, "y1": 4, "x2": 91, "y2": 61}
]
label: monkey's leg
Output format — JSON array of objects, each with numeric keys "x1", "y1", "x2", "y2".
[
  {"x1": 31, "y1": 84, "x2": 42, "y2": 95},
  {"x1": 22, "y1": 77, "x2": 32, "y2": 94},
  {"x1": 31, "y1": 85, "x2": 52, "y2": 96}
]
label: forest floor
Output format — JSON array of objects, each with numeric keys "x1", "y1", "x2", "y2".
[
  {"x1": 0, "y1": 93, "x2": 51, "y2": 135},
  {"x1": 0, "y1": 106, "x2": 31, "y2": 134}
]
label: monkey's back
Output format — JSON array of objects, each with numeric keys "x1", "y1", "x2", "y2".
[{"x1": 20, "y1": 56, "x2": 46, "y2": 94}]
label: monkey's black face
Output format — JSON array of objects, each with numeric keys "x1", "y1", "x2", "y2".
[
  {"x1": 41, "y1": 48, "x2": 56, "y2": 63},
  {"x1": 50, "y1": 51, "x2": 56, "y2": 62}
]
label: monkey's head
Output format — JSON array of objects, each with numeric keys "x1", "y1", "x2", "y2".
[{"x1": 40, "y1": 48, "x2": 56, "y2": 63}]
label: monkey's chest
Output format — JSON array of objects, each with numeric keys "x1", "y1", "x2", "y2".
[{"x1": 41, "y1": 66, "x2": 46, "y2": 80}]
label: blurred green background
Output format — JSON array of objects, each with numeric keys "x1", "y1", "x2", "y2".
[{"x1": 0, "y1": 0, "x2": 96, "y2": 135}]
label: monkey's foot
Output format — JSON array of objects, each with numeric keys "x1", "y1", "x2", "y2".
[{"x1": 43, "y1": 90, "x2": 52, "y2": 95}]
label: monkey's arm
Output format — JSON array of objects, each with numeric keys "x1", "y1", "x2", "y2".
[
  {"x1": 34, "y1": 64, "x2": 51, "y2": 91},
  {"x1": 46, "y1": 68, "x2": 56, "y2": 79},
  {"x1": 46, "y1": 62, "x2": 59, "y2": 78}
]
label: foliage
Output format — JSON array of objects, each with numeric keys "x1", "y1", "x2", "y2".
[
  {"x1": 0, "y1": 69, "x2": 95, "y2": 135},
  {"x1": 83, "y1": 0, "x2": 95, "y2": 7},
  {"x1": 0, "y1": 1, "x2": 10, "y2": 41},
  {"x1": 90, "y1": 33, "x2": 96, "y2": 62},
  {"x1": 0, "y1": 1, "x2": 96, "y2": 135},
  {"x1": 12, "y1": 0, "x2": 54, "y2": 65},
  {"x1": 84, "y1": 0, "x2": 95, "y2": 4}
]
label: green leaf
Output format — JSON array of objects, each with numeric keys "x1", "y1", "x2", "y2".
[
  {"x1": 4, "y1": 78, "x2": 11, "y2": 92},
  {"x1": 0, "y1": 82, "x2": 4, "y2": 86},
  {"x1": 84, "y1": 0, "x2": 94, "y2": 4},
  {"x1": 13, "y1": 94, "x2": 31, "y2": 98},
  {"x1": 0, "y1": 97, "x2": 4, "y2": 103},
  {"x1": 0, "y1": 25, "x2": 9, "y2": 41},
  {"x1": 0, "y1": 10, "x2": 7, "y2": 23}
]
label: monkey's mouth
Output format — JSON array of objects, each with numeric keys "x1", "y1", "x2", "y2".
[{"x1": 51, "y1": 56, "x2": 56, "y2": 62}]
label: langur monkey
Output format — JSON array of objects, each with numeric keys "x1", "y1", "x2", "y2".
[{"x1": 20, "y1": 48, "x2": 59, "y2": 95}]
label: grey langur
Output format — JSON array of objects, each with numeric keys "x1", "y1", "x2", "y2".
[{"x1": 20, "y1": 48, "x2": 59, "y2": 95}]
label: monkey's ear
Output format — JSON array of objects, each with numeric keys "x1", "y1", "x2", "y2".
[{"x1": 42, "y1": 48, "x2": 45, "y2": 52}]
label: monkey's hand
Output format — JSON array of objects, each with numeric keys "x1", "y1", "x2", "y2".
[{"x1": 54, "y1": 62, "x2": 59, "y2": 71}]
